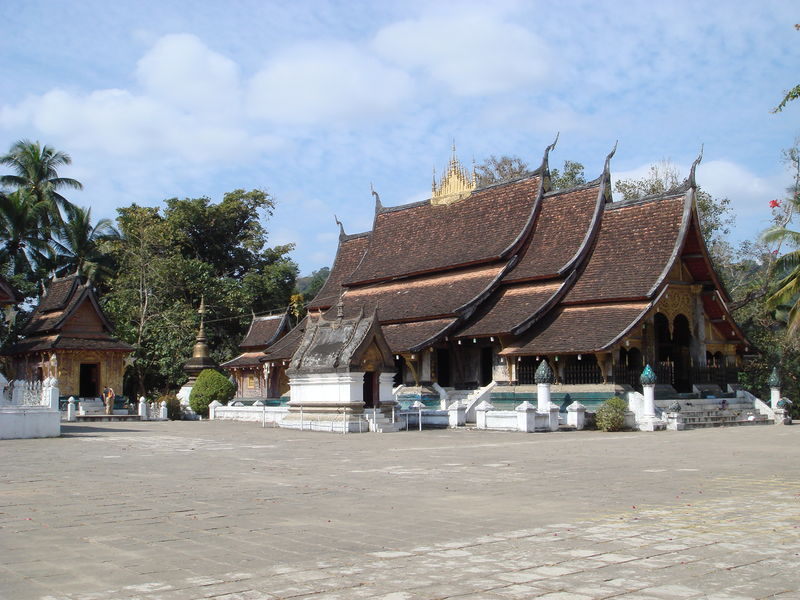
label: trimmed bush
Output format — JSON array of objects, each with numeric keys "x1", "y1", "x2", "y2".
[
  {"x1": 153, "y1": 394, "x2": 182, "y2": 420},
  {"x1": 189, "y1": 369, "x2": 235, "y2": 417},
  {"x1": 595, "y1": 396, "x2": 628, "y2": 432}
]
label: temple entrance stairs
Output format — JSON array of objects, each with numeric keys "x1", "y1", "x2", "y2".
[
  {"x1": 443, "y1": 388, "x2": 472, "y2": 407},
  {"x1": 365, "y1": 408, "x2": 404, "y2": 433},
  {"x1": 655, "y1": 396, "x2": 773, "y2": 429}
]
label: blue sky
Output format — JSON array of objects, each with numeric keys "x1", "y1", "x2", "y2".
[{"x1": 1, "y1": 1, "x2": 798, "y2": 275}]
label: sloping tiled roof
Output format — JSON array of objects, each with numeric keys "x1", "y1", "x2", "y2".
[
  {"x1": 346, "y1": 175, "x2": 541, "y2": 285},
  {"x1": 504, "y1": 183, "x2": 601, "y2": 282},
  {"x1": 382, "y1": 318, "x2": 456, "y2": 353},
  {"x1": 331, "y1": 264, "x2": 502, "y2": 324},
  {"x1": 459, "y1": 281, "x2": 561, "y2": 338},
  {"x1": 565, "y1": 193, "x2": 688, "y2": 304},
  {"x1": 6, "y1": 334, "x2": 134, "y2": 354},
  {"x1": 307, "y1": 232, "x2": 370, "y2": 311},
  {"x1": 240, "y1": 313, "x2": 290, "y2": 349},
  {"x1": 500, "y1": 302, "x2": 650, "y2": 356},
  {"x1": 262, "y1": 317, "x2": 307, "y2": 362},
  {"x1": 6, "y1": 274, "x2": 131, "y2": 356},
  {"x1": 221, "y1": 351, "x2": 265, "y2": 369}
]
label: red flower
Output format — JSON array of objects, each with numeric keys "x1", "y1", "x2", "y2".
[
  {"x1": 769, "y1": 199, "x2": 781, "y2": 208},
  {"x1": 773, "y1": 249, "x2": 779, "y2": 255}
]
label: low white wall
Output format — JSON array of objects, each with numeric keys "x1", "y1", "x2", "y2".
[
  {"x1": 212, "y1": 405, "x2": 288, "y2": 424},
  {"x1": 485, "y1": 410, "x2": 518, "y2": 430},
  {"x1": 397, "y1": 409, "x2": 449, "y2": 429},
  {"x1": 0, "y1": 406, "x2": 61, "y2": 439}
]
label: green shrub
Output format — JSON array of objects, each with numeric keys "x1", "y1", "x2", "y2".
[
  {"x1": 153, "y1": 394, "x2": 182, "y2": 420},
  {"x1": 595, "y1": 396, "x2": 628, "y2": 432},
  {"x1": 189, "y1": 369, "x2": 235, "y2": 417}
]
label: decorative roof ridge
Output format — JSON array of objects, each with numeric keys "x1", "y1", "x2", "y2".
[
  {"x1": 609, "y1": 188, "x2": 687, "y2": 209},
  {"x1": 646, "y1": 186, "x2": 694, "y2": 299},
  {"x1": 407, "y1": 255, "x2": 522, "y2": 352},
  {"x1": 376, "y1": 198, "x2": 431, "y2": 215},
  {"x1": 335, "y1": 214, "x2": 371, "y2": 241},
  {"x1": 542, "y1": 177, "x2": 602, "y2": 198},
  {"x1": 473, "y1": 168, "x2": 543, "y2": 193},
  {"x1": 556, "y1": 142, "x2": 617, "y2": 279},
  {"x1": 511, "y1": 269, "x2": 579, "y2": 336},
  {"x1": 600, "y1": 287, "x2": 668, "y2": 350}
]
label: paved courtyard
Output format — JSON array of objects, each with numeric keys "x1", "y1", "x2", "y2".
[{"x1": 1, "y1": 421, "x2": 799, "y2": 600}]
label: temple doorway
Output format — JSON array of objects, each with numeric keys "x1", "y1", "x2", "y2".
[
  {"x1": 479, "y1": 347, "x2": 493, "y2": 386},
  {"x1": 79, "y1": 363, "x2": 98, "y2": 398},
  {"x1": 436, "y1": 348, "x2": 451, "y2": 387},
  {"x1": 362, "y1": 371, "x2": 378, "y2": 408},
  {"x1": 672, "y1": 314, "x2": 692, "y2": 392}
]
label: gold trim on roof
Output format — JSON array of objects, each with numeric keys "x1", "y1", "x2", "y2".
[{"x1": 431, "y1": 143, "x2": 476, "y2": 205}]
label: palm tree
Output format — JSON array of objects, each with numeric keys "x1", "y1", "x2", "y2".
[
  {"x1": 50, "y1": 204, "x2": 120, "y2": 283},
  {"x1": 0, "y1": 189, "x2": 49, "y2": 276},
  {"x1": 0, "y1": 139, "x2": 82, "y2": 228},
  {"x1": 763, "y1": 225, "x2": 800, "y2": 334}
]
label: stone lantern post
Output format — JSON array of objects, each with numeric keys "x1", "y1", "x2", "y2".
[
  {"x1": 768, "y1": 366, "x2": 781, "y2": 410},
  {"x1": 638, "y1": 364, "x2": 659, "y2": 432}
]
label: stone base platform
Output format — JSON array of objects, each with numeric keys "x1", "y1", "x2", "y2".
[{"x1": 74, "y1": 414, "x2": 142, "y2": 423}]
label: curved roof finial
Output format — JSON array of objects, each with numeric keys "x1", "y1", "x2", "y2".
[
  {"x1": 540, "y1": 132, "x2": 560, "y2": 192},
  {"x1": 371, "y1": 182, "x2": 383, "y2": 212},
  {"x1": 688, "y1": 144, "x2": 704, "y2": 189},
  {"x1": 542, "y1": 132, "x2": 560, "y2": 167},
  {"x1": 334, "y1": 214, "x2": 346, "y2": 240},
  {"x1": 601, "y1": 140, "x2": 618, "y2": 202}
]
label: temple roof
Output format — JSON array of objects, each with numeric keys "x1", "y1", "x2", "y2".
[
  {"x1": 307, "y1": 231, "x2": 370, "y2": 311},
  {"x1": 345, "y1": 174, "x2": 541, "y2": 285},
  {"x1": 565, "y1": 191, "x2": 688, "y2": 304},
  {"x1": 287, "y1": 310, "x2": 393, "y2": 375},
  {"x1": 500, "y1": 302, "x2": 651, "y2": 356},
  {"x1": 220, "y1": 351, "x2": 266, "y2": 369},
  {"x1": 239, "y1": 312, "x2": 291, "y2": 350},
  {"x1": 262, "y1": 317, "x2": 307, "y2": 362},
  {"x1": 269, "y1": 143, "x2": 746, "y2": 360},
  {"x1": 503, "y1": 183, "x2": 602, "y2": 282},
  {"x1": 331, "y1": 264, "x2": 503, "y2": 324},
  {"x1": 5, "y1": 274, "x2": 133, "y2": 355}
]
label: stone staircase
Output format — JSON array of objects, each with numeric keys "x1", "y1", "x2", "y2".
[
  {"x1": 443, "y1": 388, "x2": 472, "y2": 407},
  {"x1": 655, "y1": 397, "x2": 773, "y2": 429},
  {"x1": 365, "y1": 409, "x2": 405, "y2": 433}
]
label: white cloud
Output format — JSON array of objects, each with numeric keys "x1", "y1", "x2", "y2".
[
  {"x1": 372, "y1": 12, "x2": 551, "y2": 96},
  {"x1": 135, "y1": 33, "x2": 241, "y2": 118},
  {"x1": 247, "y1": 41, "x2": 413, "y2": 125}
]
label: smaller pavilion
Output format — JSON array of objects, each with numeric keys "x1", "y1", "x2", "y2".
[
  {"x1": 280, "y1": 307, "x2": 396, "y2": 431},
  {"x1": 4, "y1": 274, "x2": 133, "y2": 398},
  {"x1": 221, "y1": 312, "x2": 291, "y2": 401}
]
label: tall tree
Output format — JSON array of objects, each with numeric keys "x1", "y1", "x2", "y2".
[
  {"x1": 0, "y1": 189, "x2": 49, "y2": 277},
  {"x1": 550, "y1": 160, "x2": 586, "y2": 190},
  {"x1": 105, "y1": 192, "x2": 298, "y2": 396},
  {"x1": 49, "y1": 204, "x2": 120, "y2": 284},
  {"x1": 475, "y1": 155, "x2": 530, "y2": 186},
  {"x1": 0, "y1": 139, "x2": 82, "y2": 227}
]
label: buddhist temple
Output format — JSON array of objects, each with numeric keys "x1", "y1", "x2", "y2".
[
  {"x1": 263, "y1": 141, "x2": 748, "y2": 413},
  {"x1": 3, "y1": 274, "x2": 133, "y2": 398},
  {"x1": 221, "y1": 312, "x2": 291, "y2": 401}
]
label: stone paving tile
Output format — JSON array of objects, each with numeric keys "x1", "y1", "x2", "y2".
[{"x1": 3, "y1": 421, "x2": 800, "y2": 600}]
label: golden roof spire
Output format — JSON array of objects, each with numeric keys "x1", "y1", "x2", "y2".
[{"x1": 431, "y1": 141, "x2": 476, "y2": 205}]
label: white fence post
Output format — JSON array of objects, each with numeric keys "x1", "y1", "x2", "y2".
[
  {"x1": 138, "y1": 396, "x2": 148, "y2": 420},
  {"x1": 160, "y1": 401, "x2": 168, "y2": 420},
  {"x1": 67, "y1": 396, "x2": 76, "y2": 421}
]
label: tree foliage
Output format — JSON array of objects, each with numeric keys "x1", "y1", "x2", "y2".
[
  {"x1": 550, "y1": 160, "x2": 586, "y2": 190},
  {"x1": 104, "y1": 191, "x2": 298, "y2": 397},
  {"x1": 189, "y1": 369, "x2": 235, "y2": 417},
  {"x1": 614, "y1": 160, "x2": 734, "y2": 252},
  {"x1": 475, "y1": 155, "x2": 530, "y2": 186}
]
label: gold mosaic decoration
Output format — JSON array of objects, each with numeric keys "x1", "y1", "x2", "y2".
[{"x1": 431, "y1": 143, "x2": 476, "y2": 205}]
